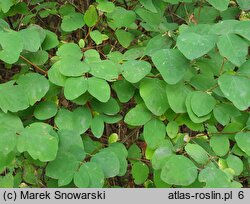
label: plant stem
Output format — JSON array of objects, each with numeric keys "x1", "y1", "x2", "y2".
[{"x1": 20, "y1": 55, "x2": 48, "y2": 76}]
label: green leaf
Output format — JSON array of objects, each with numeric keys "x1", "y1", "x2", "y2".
[
  {"x1": 85, "y1": 162, "x2": 104, "y2": 188},
  {"x1": 0, "y1": 152, "x2": 15, "y2": 173},
  {"x1": 194, "y1": 6, "x2": 220, "y2": 24},
  {"x1": 124, "y1": 47, "x2": 146, "y2": 60},
  {"x1": 87, "y1": 77, "x2": 111, "y2": 102},
  {"x1": 22, "y1": 50, "x2": 48, "y2": 65},
  {"x1": 84, "y1": 49, "x2": 101, "y2": 63},
  {"x1": 91, "y1": 148, "x2": 120, "y2": 178},
  {"x1": 0, "y1": 111, "x2": 23, "y2": 131},
  {"x1": 0, "y1": 81, "x2": 29, "y2": 113},
  {"x1": 161, "y1": 155, "x2": 197, "y2": 186},
  {"x1": 91, "y1": 97, "x2": 120, "y2": 115},
  {"x1": 0, "y1": 19, "x2": 10, "y2": 31},
  {"x1": 190, "y1": 91, "x2": 216, "y2": 117},
  {"x1": 58, "y1": 57, "x2": 90, "y2": 77},
  {"x1": 83, "y1": 135, "x2": 102, "y2": 155},
  {"x1": 34, "y1": 101, "x2": 58, "y2": 120},
  {"x1": 102, "y1": 115, "x2": 122, "y2": 124},
  {"x1": 218, "y1": 74, "x2": 250, "y2": 111},
  {"x1": 71, "y1": 94, "x2": 90, "y2": 109},
  {"x1": 140, "y1": 78, "x2": 169, "y2": 116},
  {"x1": 135, "y1": 7, "x2": 164, "y2": 31},
  {"x1": 90, "y1": 30, "x2": 103, "y2": 45},
  {"x1": 239, "y1": 59, "x2": 250, "y2": 76},
  {"x1": 207, "y1": 0, "x2": 230, "y2": 11},
  {"x1": 57, "y1": 43, "x2": 83, "y2": 60},
  {"x1": 46, "y1": 130, "x2": 85, "y2": 186},
  {"x1": 0, "y1": 127, "x2": 19, "y2": 170},
  {"x1": 190, "y1": 73, "x2": 216, "y2": 92},
  {"x1": 122, "y1": 60, "x2": 151, "y2": 83},
  {"x1": 57, "y1": 130, "x2": 86, "y2": 161},
  {"x1": 235, "y1": 132, "x2": 250, "y2": 156},
  {"x1": 17, "y1": 123, "x2": 58, "y2": 162},
  {"x1": 217, "y1": 34, "x2": 248, "y2": 67},
  {"x1": 166, "y1": 121, "x2": 179, "y2": 139},
  {"x1": 152, "y1": 49, "x2": 189, "y2": 84},
  {"x1": 64, "y1": 77, "x2": 88, "y2": 100},
  {"x1": 74, "y1": 165, "x2": 90, "y2": 188},
  {"x1": 59, "y1": 4, "x2": 75, "y2": 16},
  {"x1": 97, "y1": 0, "x2": 115, "y2": 13},
  {"x1": 91, "y1": 115, "x2": 104, "y2": 138},
  {"x1": 0, "y1": 174, "x2": 14, "y2": 188},
  {"x1": 108, "y1": 51, "x2": 123, "y2": 63},
  {"x1": 139, "y1": 0, "x2": 157, "y2": 13},
  {"x1": 74, "y1": 162, "x2": 104, "y2": 188},
  {"x1": 0, "y1": 0, "x2": 14, "y2": 13},
  {"x1": 154, "y1": 170, "x2": 171, "y2": 188},
  {"x1": 128, "y1": 144, "x2": 142, "y2": 162},
  {"x1": 107, "y1": 7, "x2": 136, "y2": 28},
  {"x1": 152, "y1": 140, "x2": 173, "y2": 170},
  {"x1": 226, "y1": 155, "x2": 243, "y2": 176},
  {"x1": 210, "y1": 135, "x2": 230, "y2": 157},
  {"x1": 23, "y1": 161, "x2": 40, "y2": 185},
  {"x1": 48, "y1": 62, "x2": 67, "y2": 86},
  {"x1": 124, "y1": 104, "x2": 152, "y2": 126},
  {"x1": 145, "y1": 34, "x2": 172, "y2": 57},
  {"x1": 61, "y1": 12, "x2": 85, "y2": 32},
  {"x1": 102, "y1": 108, "x2": 124, "y2": 122},
  {"x1": 19, "y1": 28, "x2": 41, "y2": 52},
  {"x1": 236, "y1": 0, "x2": 250, "y2": 10},
  {"x1": 46, "y1": 152, "x2": 80, "y2": 186},
  {"x1": 112, "y1": 79, "x2": 135, "y2": 103},
  {"x1": 146, "y1": 147, "x2": 157, "y2": 160},
  {"x1": 89, "y1": 60, "x2": 119, "y2": 81},
  {"x1": 115, "y1": 29, "x2": 134, "y2": 48},
  {"x1": 143, "y1": 118, "x2": 166, "y2": 149},
  {"x1": 213, "y1": 104, "x2": 241, "y2": 126},
  {"x1": 132, "y1": 161, "x2": 149, "y2": 185},
  {"x1": 185, "y1": 92, "x2": 212, "y2": 123},
  {"x1": 185, "y1": 143, "x2": 209, "y2": 165},
  {"x1": 173, "y1": 133, "x2": 189, "y2": 155},
  {"x1": 0, "y1": 125, "x2": 17, "y2": 155},
  {"x1": 177, "y1": 32, "x2": 217, "y2": 60},
  {"x1": 42, "y1": 30, "x2": 59, "y2": 50},
  {"x1": 84, "y1": 5, "x2": 98, "y2": 27},
  {"x1": 109, "y1": 143, "x2": 128, "y2": 176},
  {"x1": 199, "y1": 165, "x2": 233, "y2": 188},
  {"x1": 166, "y1": 82, "x2": 191, "y2": 113},
  {"x1": 0, "y1": 31, "x2": 23, "y2": 64},
  {"x1": 17, "y1": 73, "x2": 50, "y2": 106},
  {"x1": 55, "y1": 107, "x2": 92, "y2": 135},
  {"x1": 25, "y1": 25, "x2": 46, "y2": 43},
  {"x1": 212, "y1": 20, "x2": 238, "y2": 36}
]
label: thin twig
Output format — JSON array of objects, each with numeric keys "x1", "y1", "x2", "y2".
[
  {"x1": 219, "y1": 57, "x2": 226, "y2": 75},
  {"x1": 206, "y1": 83, "x2": 219, "y2": 92},
  {"x1": 197, "y1": 0, "x2": 204, "y2": 23},
  {"x1": 20, "y1": 55, "x2": 48, "y2": 75}
]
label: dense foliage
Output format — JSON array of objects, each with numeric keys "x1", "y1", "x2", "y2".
[{"x1": 0, "y1": 0, "x2": 250, "y2": 188}]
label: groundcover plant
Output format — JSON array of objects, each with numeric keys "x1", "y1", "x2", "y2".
[{"x1": 0, "y1": 0, "x2": 250, "y2": 188}]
